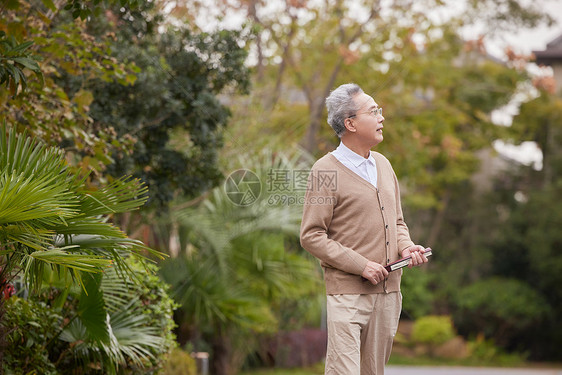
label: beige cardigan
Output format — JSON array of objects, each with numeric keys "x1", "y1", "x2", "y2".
[{"x1": 300, "y1": 152, "x2": 415, "y2": 295}]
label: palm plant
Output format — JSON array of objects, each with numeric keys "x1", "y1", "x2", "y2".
[
  {"x1": 3, "y1": 260, "x2": 177, "y2": 374},
  {"x1": 56, "y1": 262, "x2": 175, "y2": 374},
  {"x1": 160, "y1": 149, "x2": 323, "y2": 375},
  {"x1": 0, "y1": 124, "x2": 163, "y2": 363}
]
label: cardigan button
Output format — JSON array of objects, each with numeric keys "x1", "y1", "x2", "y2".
[
  {"x1": 386, "y1": 241, "x2": 389, "y2": 246},
  {"x1": 385, "y1": 225, "x2": 388, "y2": 229}
]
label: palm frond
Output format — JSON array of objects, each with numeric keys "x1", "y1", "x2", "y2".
[
  {"x1": 78, "y1": 176, "x2": 149, "y2": 216},
  {"x1": 1, "y1": 124, "x2": 160, "y2": 294},
  {"x1": 1, "y1": 126, "x2": 68, "y2": 180},
  {"x1": 108, "y1": 300, "x2": 165, "y2": 365},
  {"x1": 18, "y1": 247, "x2": 110, "y2": 291},
  {"x1": 173, "y1": 183, "x2": 303, "y2": 262},
  {"x1": 161, "y1": 148, "x2": 320, "y2": 338},
  {"x1": 59, "y1": 319, "x2": 120, "y2": 375},
  {"x1": 160, "y1": 257, "x2": 225, "y2": 326},
  {"x1": 78, "y1": 273, "x2": 111, "y2": 343},
  {"x1": 2, "y1": 223, "x2": 54, "y2": 250},
  {"x1": 99, "y1": 265, "x2": 136, "y2": 313},
  {"x1": 50, "y1": 219, "x2": 127, "y2": 237},
  {"x1": 0, "y1": 171, "x2": 79, "y2": 225},
  {"x1": 174, "y1": 206, "x2": 231, "y2": 271},
  {"x1": 27, "y1": 248, "x2": 112, "y2": 273},
  {"x1": 58, "y1": 266, "x2": 167, "y2": 372},
  {"x1": 161, "y1": 255, "x2": 277, "y2": 333}
]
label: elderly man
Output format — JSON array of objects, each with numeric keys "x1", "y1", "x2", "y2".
[{"x1": 300, "y1": 83, "x2": 429, "y2": 374}]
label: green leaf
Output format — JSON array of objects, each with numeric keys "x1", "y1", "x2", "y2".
[
  {"x1": 125, "y1": 73, "x2": 137, "y2": 85},
  {"x1": 29, "y1": 248, "x2": 111, "y2": 273},
  {"x1": 41, "y1": 0, "x2": 57, "y2": 12},
  {"x1": 2, "y1": 0, "x2": 20, "y2": 10},
  {"x1": 13, "y1": 57, "x2": 41, "y2": 72},
  {"x1": 78, "y1": 273, "x2": 111, "y2": 343},
  {"x1": 79, "y1": 9, "x2": 90, "y2": 20},
  {"x1": 80, "y1": 178, "x2": 148, "y2": 215},
  {"x1": 9, "y1": 40, "x2": 34, "y2": 54},
  {"x1": 73, "y1": 89, "x2": 94, "y2": 108}
]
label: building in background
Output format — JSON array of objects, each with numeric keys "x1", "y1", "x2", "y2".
[{"x1": 534, "y1": 33, "x2": 562, "y2": 92}]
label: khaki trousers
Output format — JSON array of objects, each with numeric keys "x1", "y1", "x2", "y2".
[{"x1": 325, "y1": 292, "x2": 402, "y2": 375}]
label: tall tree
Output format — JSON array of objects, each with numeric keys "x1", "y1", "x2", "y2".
[
  {"x1": 75, "y1": 1, "x2": 251, "y2": 209},
  {"x1": 1, "y1": 0, "x2": 139, "y2": 178},
  {"x1": 183, "y1": 0, "x2": 551, "y2": 152},
  {"x1": 222, "y1": 6, "x2": 535, "y2": 247},
  {"x1": 2, "y1": 0, "x2": 251, "y2": 209},
  {"x1": 196, "y1": 0, "x2": 551, "y2": 220}
]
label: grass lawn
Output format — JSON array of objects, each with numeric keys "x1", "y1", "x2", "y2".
[
  {"x1": 239, "y1": 354, "x2": 562, "y2": 375},
  {"x1": 239, "y1": 362, "x2": 324, "y2": 375}
]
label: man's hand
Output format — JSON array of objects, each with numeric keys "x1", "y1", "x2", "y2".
[
  {"x1": 402, "y1": 245, "x2": 430, "y2": 268},
  {"x1": 362, "y1": 261, "x2": 389, "y2": 285}
]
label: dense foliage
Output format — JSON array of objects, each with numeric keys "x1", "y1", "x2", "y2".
[
  {"x1": 1, "y1": 0, "x2": 139, "y2": 178},
  {"x1": 159, "y1": 150, "x2": 322, "y2": 375},
  {"x1": 0, "y1": 125, "x2": 162, "y2": 335},
  {"x1": 1, "y1": 0, "x2": 251, "y2": 209},
  {"x1": 80, "y1": 1, "x2": 251, "y2": 208},
  {"x1": 2, "y1": 297, "x2": 60, "y2": 374},
  {"x1": 3, "y1": 260, "x2": 177, "y2": 374}
]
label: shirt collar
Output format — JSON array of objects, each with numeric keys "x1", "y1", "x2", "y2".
[{"x1": 336, "y1": 142, "x2": 375, "y2": 168}]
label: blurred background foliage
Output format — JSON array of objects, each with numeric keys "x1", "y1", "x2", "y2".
[{"x1": 1, "y1": 0, "x2": 562, "y2": 373}]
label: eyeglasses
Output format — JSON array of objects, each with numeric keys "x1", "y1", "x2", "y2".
[{"x1": 348, "y1": 107, "x2": 383, "y2": 119}]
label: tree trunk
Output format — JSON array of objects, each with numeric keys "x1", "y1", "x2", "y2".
[
  {"x1": 210, "y1": 329, "x2": 233, "y2": 375},
  {"x1": 247, "y1": 0, "x2": 265, "y2": 82},
  {"x1": 303, "y1": 96, "x2": 325, "y2": 153},
  {"x1": 426, "y1": 190, "x2": 451, "y2": 248},
  {"x1": 168, "y1": 222, "x2": 180, "y2": 257},
  {"x1": 301, "y1": 60, "x2": 344, "y2": 154}
]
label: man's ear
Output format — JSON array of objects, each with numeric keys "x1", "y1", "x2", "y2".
[{"x1": 344, "y1": 118, "x2": 356, "y2": 133}]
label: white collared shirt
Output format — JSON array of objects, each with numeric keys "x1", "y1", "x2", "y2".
[{"x1": 331, "y1": 142, "x2": 378, "y2": 188}]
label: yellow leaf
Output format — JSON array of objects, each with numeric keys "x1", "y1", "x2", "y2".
[
  {"x1": 126, "y1": 74, "x2": 137, "y2": 85},
  {"x1": 73, "y1": 89, "x2": 94, "y2": 108}
]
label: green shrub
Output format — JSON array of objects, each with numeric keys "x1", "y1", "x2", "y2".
[
  {"x1": 468, "y1": 334, "x2": 526, "y2": 366},
  {"x1": 124, "y1": 259, "x2": 180, "y2": 373},
  {"x1": 2, "y1": 259, "x2": 178, "y2": 374},
  {"x1": 453, "y1": 277, "x2": 551, "y2": 347},
  {"x1": 400, "y1": 268, "x2": 434, "y2": 319},
  {"x1": 3, "y1": 297, "x2": 61, "y2": 375},
  {"x1": 161, "y1": 348, "x2": 198, "y2": 375},
  {"x1": 411, "y1": 315, "x2": 456, "y2": 355}
]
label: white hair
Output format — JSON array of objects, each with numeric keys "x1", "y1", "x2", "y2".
[{"x1": 325, "y1": 83, "x2": 364, "y2": 138}]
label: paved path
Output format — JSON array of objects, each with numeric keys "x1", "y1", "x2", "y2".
[{"x1": 386, "y1": 366, "x2": 562, "y2": 375}]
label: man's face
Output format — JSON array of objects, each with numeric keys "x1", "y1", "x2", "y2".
[{"x1": 349, "y1": 92, "x2": 385, "y2": 147}]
